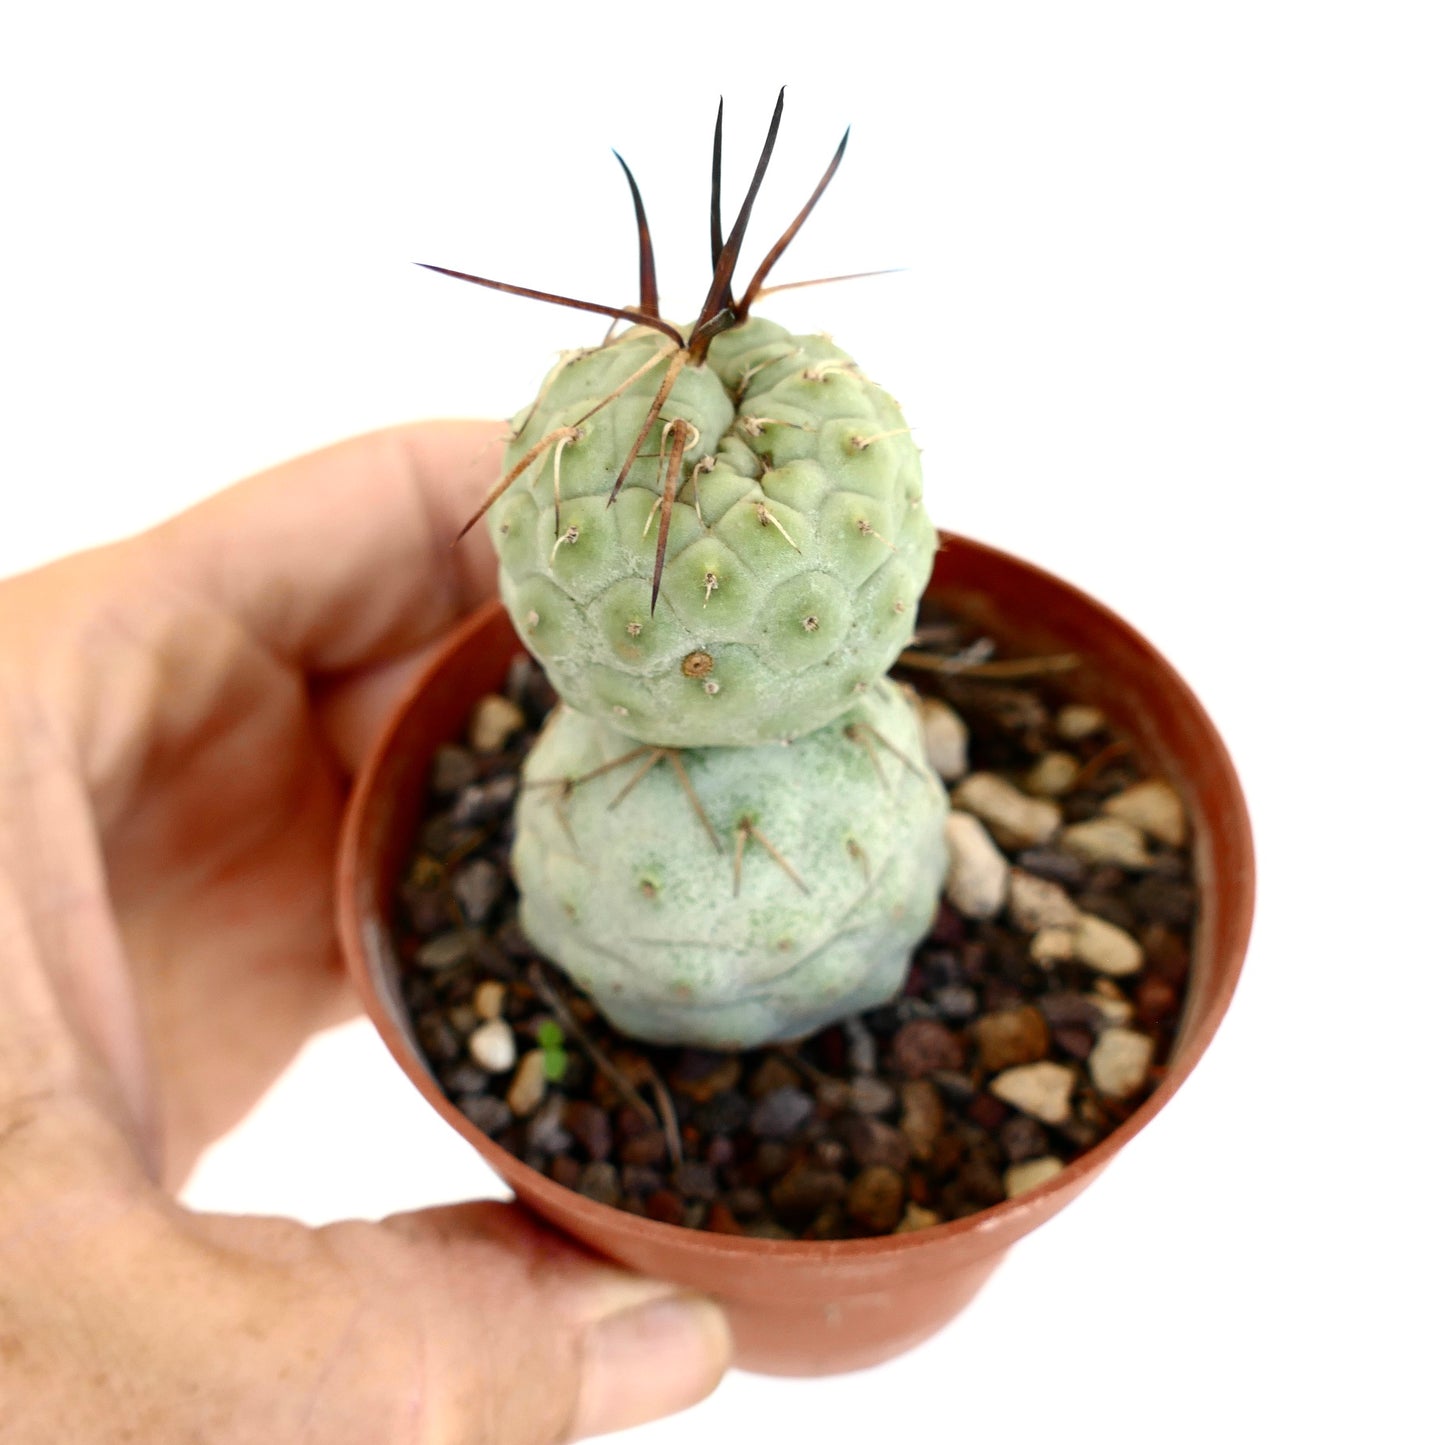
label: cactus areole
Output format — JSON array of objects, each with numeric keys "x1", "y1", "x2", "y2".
[{"x1": 427, "y1": 92, "x2": 947, "y2": 1047}]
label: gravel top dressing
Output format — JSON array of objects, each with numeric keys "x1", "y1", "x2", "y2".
[{"x1": 392, "y1": 610, "x2": 1196, "y2": 1241}]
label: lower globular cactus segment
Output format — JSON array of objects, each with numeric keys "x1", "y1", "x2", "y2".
[
  {"x1": 489, "y1": 317, "x2": 935, "y2": 748},
  {"x1": 512, "y1": 678, "x2": 949, "y2": 1049}
]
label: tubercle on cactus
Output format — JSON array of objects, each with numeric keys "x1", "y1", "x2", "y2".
[{"x1": 421, "y1": 87, "x2": 868, "y2": 613}]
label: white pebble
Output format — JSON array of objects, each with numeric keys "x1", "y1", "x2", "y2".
[
  {"x1": 1025, "y1": 751, "x2": 1080, "y2": 797},
  {"x1": 1089, "y1": 1028, "x2": 1154, "y2": 1097},
  {"x1": 990, "y1": 1061, "x2": 1076, "y2": 1125},
  {"x1": 1004, "y1": 1156, "x2": 1066, "y2": 1198},
  {"x1": 920, "y1": 697, "x2": 969, "y2": 782},
  {"x1": 506, "y1": 1049, "x2": 549, "y2": 1117},
  {"x1": 954, "y1": 773, "x2": 1062, "y2": 849},
  {"x1": 1056, "y1": 703, "x2": 1106, "y2": 740},
  {"x1": 944, "y1": 812, "x2": 1009, "y2": 919},
  {"x1": 468, "y1": 1018, "x2": 517, "y2": 1072},
  {"x1": 1008, "y1": 868, "x2": 1081, "y2": 932},
  {"x1": 1075, "y1": 913, "x2": 1145, "y2": 976},
  {"x1": 470, "y1": 694, "x2": 525, "y2": 753},
  {"x1": 1060, "y1": 816, "x2": 1153, "y2": 870},
  {"x1": 1104, "y1": 778, "x2": 1189, "y2": 848}
]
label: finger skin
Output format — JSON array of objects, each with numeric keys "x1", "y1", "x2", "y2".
[
  {"x1": 0, "y1": 1109, "x2": 728, "y2": 1443},
  {"x1": 0, "y1": 423, "x2": 732, "y2": 1442},
  {"x1": 0, "y1": 421, "x2": 511, "y2": 1169}
]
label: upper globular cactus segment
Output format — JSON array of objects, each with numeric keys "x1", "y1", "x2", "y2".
[{"x1": 487, "y1": 316, "x2": 935, "y2": 747}]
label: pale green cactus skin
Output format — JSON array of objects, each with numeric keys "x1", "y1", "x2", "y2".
[
  {"x1": 487, "y1": 316, "x2": 936, "y2": 748},
  {"x1": 512, "y1": 677, "x2": 949, "y2": 1049}
]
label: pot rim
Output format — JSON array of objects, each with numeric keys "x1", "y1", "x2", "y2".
[{"x1": 338, "y1": 530, "x2": 1254, "y2": 1260}]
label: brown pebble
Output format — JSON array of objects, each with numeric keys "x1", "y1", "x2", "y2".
[
  {"x1": 1037, "y1": 992, "x2": 1106, "y2": 1031},
  {"x1": 577, "y1": 1162, "x2": 621, "y2": 1208},
  {"x1": 620, "y1": 1127, "x2": 668, "y2": 1167},
  {"x1": 645, "y1": 1190, "x2": 687, "y2": 1227},
  {"x1": 929, "y1": 1131, "x2": 968, "y2": 1177},
  {"x1": 459, "y1": 1094, "x2": 511, "y2": 1136},
  {"x1": 1053, "y1": 1023, "x2": 1096, "y2": 1060},
  {"x1": 957, "y1": 1159, "x2": 1006, "y2": 1207},
  {"x1": 748, "y1": 1055, "x2": 802, "y2": 1098},
  {"x1": 705, "y1": 1136, "x2": 734, "y2": 1169},
  {"x1": 548, "y1": 1155, "x2": 581, "y2": 1189},
  {"x1": 611, "y1": 1051, "x2": 657, "y2": 1090},
  {"x1": 670, "y1": 1050, "x2": 742, "y2": 1103},
  {"x1": 803, "y1": 1206, "x2": 852, "y2": 1241},
  {"x1": 1135, "y1": 973, "x2": 1180, "y2": 1026},
  {"x1": 562, "y1": 1101, "x2": 612, "y2": 1163},
  {"x1": 726, "y1": 1187, "x2": 766, "y2": 1219},
  {"x1": 899, "y1": 1080, "x2": 945, "y2": 1161},
  {"x1": 524, "y1": 1096, "x2": 571, "y2": 1156},
  {"x1": 932, "y1": 1070, "x2": 975, "y2": 1107},
  {"x1": 1141, "y1": 923, "x2": 1192, "y2": 986},
  {"x1": 966, "y1": 1092, "x2": 1011, "y2": 1130},
  {"x1": 998, "y1": 1114, "x2": 1051, "y2": 1162},
  {"x1": 746, "y1": 1221, "x2": 797, "y2": 1241},
  {"x1": 694, "y1": 1089, "x2": 749, "y2": 1136},
  {"x1": 770, "y1": 1165, "x2": 849, "y2": 1227},
  {"x1": 431, "y1": 743, "x2": 480, "y2": 793},
  {"x1": 841, "y1": 1115, "x2": 911, "y2": 1173},
  {"x1": 674, "y1": 1162, "x2": 719, "y2": 1200},
  {"x1": 973, "y1": 1006, "x2": 1051, "y2": 1072},
  {"x1": 890, "y1": 1019, "x2": 965, "y2": 1078},
  {"x1": 1131, "y1": 874, "x2": 1195, "y2": 927},
  {"x1": 753, "y1": 1141, "x2": 793, "y2": 1181},
  {"x1": 621, "y1": 1164, "x2": 665, "y2": 1197},
  {"x1": 706, "y1": 1201, "x2": 747, "y2": 1235}
]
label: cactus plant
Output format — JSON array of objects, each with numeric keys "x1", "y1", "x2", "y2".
[{"x1": 426, "y1": 92, "x2": 946, "y2": 1047}]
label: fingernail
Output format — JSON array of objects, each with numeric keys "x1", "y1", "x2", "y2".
[{"x1": 570, "y1": 1293, "x2": 732, "y2": 1440}]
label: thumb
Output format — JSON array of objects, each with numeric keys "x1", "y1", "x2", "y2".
[
  {"x1": 313, "y1": 1201, "x2": 733, "y2": 1442},
  {"x1": 2, "y1": 1125, "x2": 730, "y2": 1445}
]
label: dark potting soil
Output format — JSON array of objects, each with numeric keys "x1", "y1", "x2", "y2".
[{"x1": 392, "y1": 618, "x2": 1196, "y2": 1241}]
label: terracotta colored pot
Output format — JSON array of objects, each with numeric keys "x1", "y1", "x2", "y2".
[{"x1": 337, "y1": 532, "x2": 1254, "y2": 1376}]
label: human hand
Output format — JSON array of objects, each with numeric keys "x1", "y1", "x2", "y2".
[{"x1": 0, "y1": 422, "x2": 731, "y2": 1442}]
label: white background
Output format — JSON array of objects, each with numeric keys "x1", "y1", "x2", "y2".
[{"x1": 3, "y1": 3, "x2": 1441, "y2": 1441}]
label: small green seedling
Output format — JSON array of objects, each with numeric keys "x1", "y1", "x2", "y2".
[{"x1": 536, "y1": 1018, "x2": 569, "y2": 1082}]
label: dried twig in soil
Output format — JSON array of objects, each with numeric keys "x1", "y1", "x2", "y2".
[
  {"x1": 897, "y1": 649, "x2": 1081, "y2": 680},
  {"x1": 527, "y1": 963, "x2": 659, "y2": 1126}
]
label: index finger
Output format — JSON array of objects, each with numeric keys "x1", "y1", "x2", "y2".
[{"x1": 156, "y1": 419, "x2": 508, "y2": 675}]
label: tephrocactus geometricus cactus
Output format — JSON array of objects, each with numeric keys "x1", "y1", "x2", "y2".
[{"x1": 429, "y1": 92, "x2": 947, "y2": 1047}]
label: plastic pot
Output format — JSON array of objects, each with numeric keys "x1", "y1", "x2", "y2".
[{"x1": 337, "y1": 531, "x2": 1254, "y2": 1376}]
